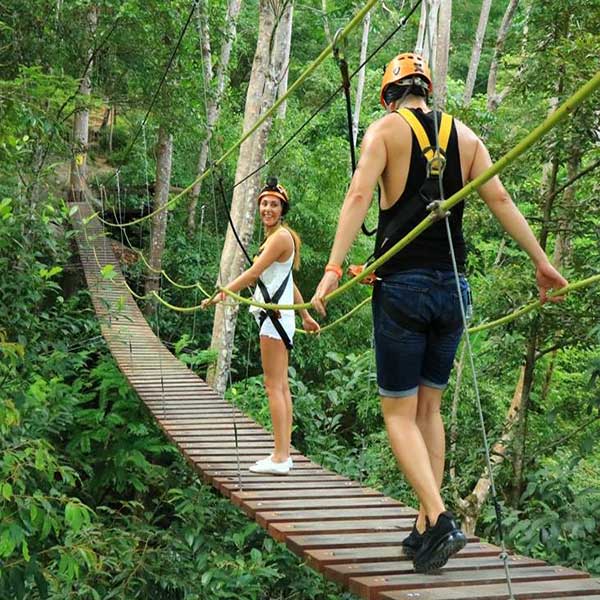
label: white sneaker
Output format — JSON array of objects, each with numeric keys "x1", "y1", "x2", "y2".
[
  {"x1": 254, "y1": 454, "x2": 293, "y2": 468},
  {"x1": 249, "y1": 455, "x2": 291, "y2": 475}
]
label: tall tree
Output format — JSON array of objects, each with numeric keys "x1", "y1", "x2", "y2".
[
  {"x1": 415, "y1": 0, "x2": 440, "y2": 63},
  {"x1": 144, "y1": 126, "x2": 173, "y2": 312},
  {"x1": 187, "y1": 0, "x2": 243, "y2": 233},
  {"x1": 69, "y1": 4, "x2": 97, "y2": 202},
  {"x1": 433, "y1": 0, "x2": 452, "y2": 108},
  {"x1": 352, "y1": 9, "x2": 371, "y2": 147},
  {"x1": 487, "y1": 0, "x2": 519, "y2": 110},
  {"x1": 276, "y1": 2, "x2": 294, "y2": 120},
  {"x1": 463, "y1": 0, "x2": 492, "y2": 105},
  {"x1": 207, "y1": 0, "x2": 293, "y2": 394}
]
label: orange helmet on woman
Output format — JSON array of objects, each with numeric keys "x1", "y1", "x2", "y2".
[
  {"x1": 380, "y1": 52, "x2": 433, "y2": 107},
  {"x1": 257, "y1": 177, "x2": 290, "y2": 215}
]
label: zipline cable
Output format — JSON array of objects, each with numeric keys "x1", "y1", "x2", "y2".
[
  {"x1": 423, "y1": 11, "x2": 513, "y2": 589},
  {"x1": 93, "y1": 0, "x2": 396, "y2": 230}
]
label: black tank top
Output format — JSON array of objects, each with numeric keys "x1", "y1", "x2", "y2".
[{"x1": 375, "y1": 108, "x2": 466, "y2": 277}]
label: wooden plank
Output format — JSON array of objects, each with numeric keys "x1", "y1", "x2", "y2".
[
  {"x1": 304, "y1": 543, "x2": 500, "y2": 570},
  {"x1": 255, "y1": 506, "x2": 416, "y2": 528},
  {"x1": 350, "y1": 566, "x2": 587, "y2": 600},
  {"x1": 267, "y1": 518, "x2": 414, "y2": 541},
  {"x1": 230, "y1": 486, "x2": 383, "y2": 506},
  {"x1": 286, "y1": 531, "x2": 479, "y2": 554},
  {"x1": 323, "y1": 555, "x2": 546, "y2": 587},
  {"x1": 379, "y1": 577, "x2": 600, "y2": 599}
]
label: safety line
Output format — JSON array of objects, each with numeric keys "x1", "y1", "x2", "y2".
[{"x1": 93, "y1": 0, "x2": 382, "y2": 229}]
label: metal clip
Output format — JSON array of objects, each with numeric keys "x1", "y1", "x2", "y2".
[{"x1": 426, "y1": 200, "x2": 450, "y2": 221}]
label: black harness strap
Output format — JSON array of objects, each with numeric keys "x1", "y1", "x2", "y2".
[{"x1": 257, "y1": 269, "x2": 293, "y2": 350}]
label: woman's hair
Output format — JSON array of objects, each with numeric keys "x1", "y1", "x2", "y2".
[{"x1": 282, "y1": 223, "x2": 301, "y2": 270}]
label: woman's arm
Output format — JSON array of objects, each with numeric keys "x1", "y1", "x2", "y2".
[
  {"x1": 201, "y1": 230, "x2": 292, "y2": 308},
  {"x1": 294, "y1": 283, "x2": 320, "y2": 332}
]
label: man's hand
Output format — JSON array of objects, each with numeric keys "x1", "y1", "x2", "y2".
[
  {"x1": 536, "y1": 261, "x2": 568, "y2": 304},
  {"x1": 311, "y1": 271, "x2": 340, "y2": 316},
  {"x1": 302, "y1": 314, "x2": 321, "y2": 334}
]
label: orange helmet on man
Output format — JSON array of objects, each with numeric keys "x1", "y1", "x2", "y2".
[
  {"x1": 380, "y1": 52, "x2": 433, "y2": 107},
  {"x1": 257, "y1": 177, "x2": 290, "y2": 215}
]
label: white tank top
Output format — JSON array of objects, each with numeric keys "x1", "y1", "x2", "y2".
[{"x1": 250, "y1": 229, "x2": 295, "y2": 320}]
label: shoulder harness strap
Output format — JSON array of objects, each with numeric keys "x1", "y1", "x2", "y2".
[{"x1": 396, "y1": 108, "x2": 453, "y2": 176}]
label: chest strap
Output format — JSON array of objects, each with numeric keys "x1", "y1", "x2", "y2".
[{"x1": 257, "y1": 268, "x2": 293, "y2": 350}]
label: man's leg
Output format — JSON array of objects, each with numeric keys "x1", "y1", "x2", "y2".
[
  {"x1": 381, "y1": 394, "x2": 446, "y2": 525},
  {"x1": 414, "y1": 385, "x2": 445, "y2": 531}
]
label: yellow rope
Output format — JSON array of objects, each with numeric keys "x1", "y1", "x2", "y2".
[
  {"x1": 211, "y1": 69, "x2": 600, "y2": 311},
  {"x1": 468, "y1": 274, "x2": 600, "y2": 333},
  {"x1": 93, "y1": 0, "x2": 381, "y2": 230}
]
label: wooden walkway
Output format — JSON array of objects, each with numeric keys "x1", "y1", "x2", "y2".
[{"x1": 71, "y1": 202, "x2": 600, "y2": 599}]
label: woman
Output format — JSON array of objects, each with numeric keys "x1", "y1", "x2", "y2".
[{"x1": 202, "y1": 178, "x2": 320, "y2": 475}]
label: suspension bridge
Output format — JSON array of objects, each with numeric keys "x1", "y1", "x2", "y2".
[{"x1": 71, "y1": 201, "x2": 600, "y2": 599}]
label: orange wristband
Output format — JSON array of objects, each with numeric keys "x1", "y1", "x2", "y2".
[{"x1": 325, "y1": 263, "x2": 343, "y2": 280}]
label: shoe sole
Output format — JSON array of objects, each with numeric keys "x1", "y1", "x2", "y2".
[
  {"x1": 248, "y1": 466, "x2": 290, "y2": 475},
  {"x1": 413, "y1": 531, "x2": 467, "y2": 573}
]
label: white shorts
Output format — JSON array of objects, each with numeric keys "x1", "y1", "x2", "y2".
[{"x1": 255, "y1": 313, "x2": 295, "y2": 344}]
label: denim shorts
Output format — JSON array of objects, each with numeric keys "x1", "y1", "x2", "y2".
[{"x1": 372, "y1": 269, "x2": 471, "y2": 398}]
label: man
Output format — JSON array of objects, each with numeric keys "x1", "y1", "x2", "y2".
[{"x1": 311, "y1": 52, "x2": 568, "y2": 573}]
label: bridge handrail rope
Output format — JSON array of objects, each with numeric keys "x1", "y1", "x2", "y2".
[
  {"x1": 80, "y1": 205, "x2": 600, "y2": 335},
  {"x1": 93, "y1": 0, "x2": 382, "y2": 230},
  {"x1": 209, "y1": 69, "x2": 600, "y2": 311}
]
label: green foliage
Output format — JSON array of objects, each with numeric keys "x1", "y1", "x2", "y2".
[{"x1": 2, "y1": 0, "x2": 600, "y2": 595}]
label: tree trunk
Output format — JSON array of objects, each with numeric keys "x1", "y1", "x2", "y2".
[
  {"x1": 69, "y1": 5, "x2": 97, "y2": 202},
  {"x1": 187, "y1": 0, "x2": 243, "y2": 234},
  {"x1": 433, "y1": 0, "x2": 452, "y2": 109},
  {"x1": 352, "y1": 9, "x2": 370, "y2": 147},
  {"x1": 207, "y1": 0, "x2": 292, "y2": 394},
  {"x1": 463, "y1": 0, "x2": 492, "y2": 106},
  {"x1": 321, "y1": 0, "x2": 332, "y2": 44},
  {"x1": 487, "y1": 0, "x2": 519, "y2": 110},
  {"x1": 415, "y1": 0, "x2": 440, "y2": 63},
  {"x1": 276, "y1": 2, "x2": 294, "y2": 120},
  {"x1": 144, "y1": 126, "x2": 173, "y2": 313},
  {"x1": 459, "y1": 367, "x2": 525, "y2": 535}
]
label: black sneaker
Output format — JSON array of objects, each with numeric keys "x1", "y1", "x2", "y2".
[
  {"x1": 402, "y1": 520, "x2": 425, "y2": 558},
  {"x1": 413, "y1": 511, "x2": 467, "y2": 573}
]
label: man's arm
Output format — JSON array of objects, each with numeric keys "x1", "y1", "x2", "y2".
[
  {"x1": 327, "y1": 126, "x2": 387, "y2": 266},
  {"x1": 471, "y1": 137, "x2": 568, "y2": 301},
  {"x1": 311, "y1": 125, "x2": 387, "y2": 315}
]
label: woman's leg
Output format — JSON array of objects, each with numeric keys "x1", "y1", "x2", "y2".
[{"x1": 260, "y1": 335, "x2": 290, "y2": 462}]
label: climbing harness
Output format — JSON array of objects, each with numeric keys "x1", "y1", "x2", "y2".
[{"x1": 375, "y1": 107, "x2": 453, "y2": 259}]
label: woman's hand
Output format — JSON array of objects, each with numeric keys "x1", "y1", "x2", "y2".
[
  {"x1": 201, "y1": 292, "x2": 223, "y2": 310},
  {"x1": 302, "y1": 313, "x2": 320, "y2": 334}
]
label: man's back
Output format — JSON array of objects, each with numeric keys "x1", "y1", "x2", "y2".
[{"x1": 368, "y1": 103, "x2": 482, "y2": 211}]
